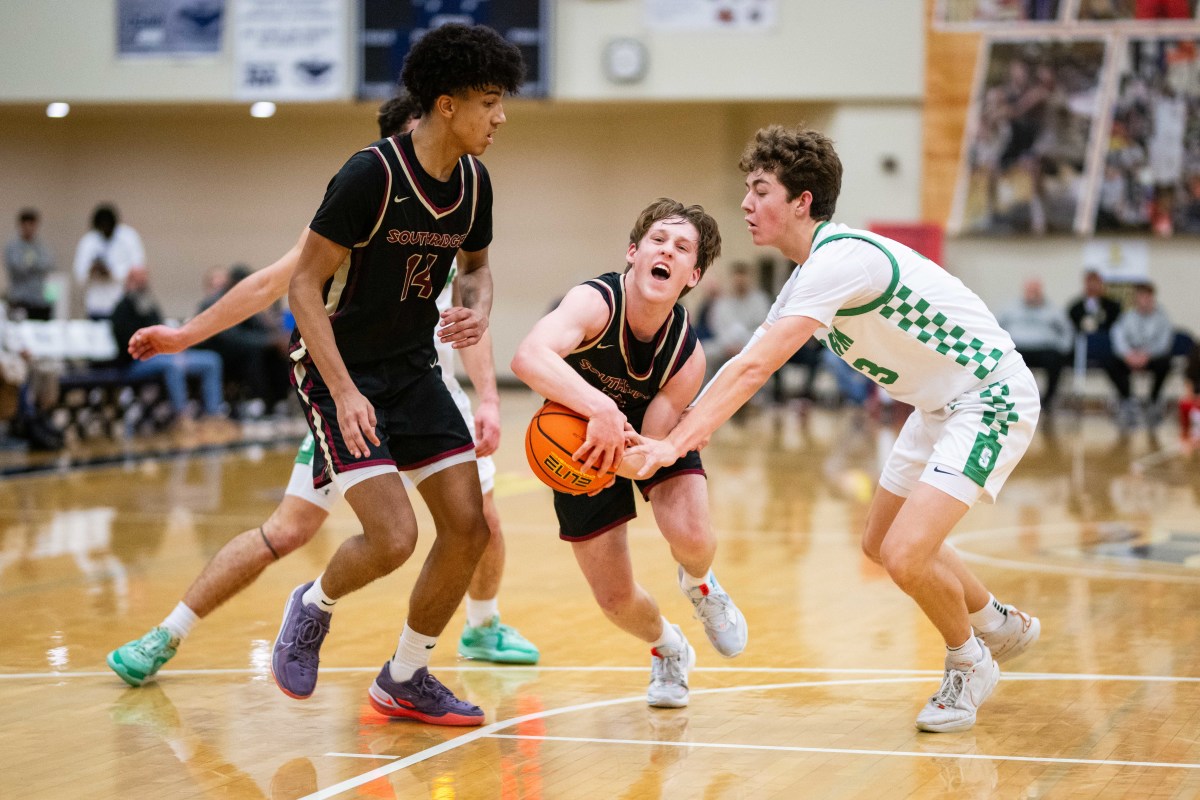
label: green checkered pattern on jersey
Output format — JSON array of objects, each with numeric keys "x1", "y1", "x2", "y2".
[
  {"x1": 878, "y1": 285, "x2": 1005, "y2": 380},
  {"x1": 979, "y1": 381, "x2": 1018, "y2": 437}
]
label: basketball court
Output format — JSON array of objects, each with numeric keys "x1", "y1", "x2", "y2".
[{"x1": 2, "y1": 390, "x2": 1199, "y2": 799}]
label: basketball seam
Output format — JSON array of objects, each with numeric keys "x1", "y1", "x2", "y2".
[{"x1": 526, "y1": 406, "x2": 615, "y2": 494}]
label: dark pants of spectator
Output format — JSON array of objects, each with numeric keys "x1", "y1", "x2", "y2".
[
  {"x1": 8, "y1": 303, "x2": 52, "y2": 321},
  {"x1": 205, "y1": 337, "x2": 291, "y2": 410},
  {"x1": 773, "y1": 339, "x2": 824, "y2": 403},
  {"x1": 1019, "y1": 348, "x2": 1067, "y2": 406},
  {"x1": 1104, "y1": 354, "x2": 1173, "y2": 404}
]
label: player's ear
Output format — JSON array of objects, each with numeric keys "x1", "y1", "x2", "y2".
[
  {"x1": 626, "y1": 242, "x2": 637, "y2": 264},
  {"x1": 794, "y1": 190, "x2": 813, "y2": 218},
  {"x1": 434, "y1": 94, "x2": 455, "y2": 119},
  {"x1": 687, "y1": 266, "x2": 701, "y2": 289}
]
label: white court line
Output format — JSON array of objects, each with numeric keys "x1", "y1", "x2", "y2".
[
  {"x1": 298, "y1": 673, "x2": 1200, "y2": 799},
  {"x1": 485, "y1": 733, "x2": 1200, "y2": 771},
  {"x1": 323, "y1": 753, "x2": 397, "y2": 760},
  {"x1": 949, "y1": 520, "x2": 1200, "y2": 584}
]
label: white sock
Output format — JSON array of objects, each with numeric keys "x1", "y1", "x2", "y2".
[
  {"x1": 389, "y1": 622, "x2": 438, "y2": 682},
  {"x1": 969, "y1": 594, "x2": 1008, "y2": 634},
  {"x1": 465, "y1": 596, "x2": 499, "y2": 628},
  {"x1": 650, "y1": 617, "x2": 683, "y2": 654},
  {"x1": 947, "y1": 636, "x2": 984, "y2": 668},
  {"x1": 160, "y1": 603, "x2": 199, "y2": 642},
  {"x1": 302, "y1": 574, "x2": 337, "y2": 612},
  {"x1": 679, "y1": 568, "x2": 710, "y2": 590}
]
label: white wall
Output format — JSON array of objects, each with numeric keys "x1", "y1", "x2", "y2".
[
  {"x1": 946, "y1": 238, "x2": 1199, "y2": 336},
  {"x1": 0, "y1": 0, "x2": 923, "y2": 103},
  {"x1": 551, "y1": 0, "x2": 924, "y2": 100},
  {"x1": 0, "y1": 98, "x2": 924, "y2": 377}
]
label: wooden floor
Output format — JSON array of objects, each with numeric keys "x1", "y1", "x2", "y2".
[{"x1": 3, "y1": 389, "x2": 1199, "y2": 799}]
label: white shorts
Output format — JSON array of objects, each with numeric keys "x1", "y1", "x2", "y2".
[
  {"x1": 879, "y1": 365, "x2": 1040, "y2": 506},
  {"x1": 284, "y1": 371, "x2": 496, "y2": 505}
]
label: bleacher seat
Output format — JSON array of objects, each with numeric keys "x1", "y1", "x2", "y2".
[{"x1": 13, "y1": 319, "x2": 174, "y2": 440}]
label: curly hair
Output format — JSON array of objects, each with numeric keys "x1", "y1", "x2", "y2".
[
  {"x1": 627, "y1": 198, "x2": 722, "y2": 296},
  {"x1": 377, "y1": 93, "x2": 422, "y2": 138},
  {"x1": 738, "y1": 125, "x2": 843, "y2": 220},
  {"x1": 401, "y1": 24, "x2": 525, "y2": 113}
]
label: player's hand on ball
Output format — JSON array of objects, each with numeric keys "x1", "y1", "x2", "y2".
[
  {"x1": 629, "y1": 437, "x2": 680, "y2": 479},
  {"x1": 623, "y1": 424, "x2": 646, "y2": 448},
  {"x1": 438, "y1": 306, "x2": 488, "y2": 349},
  {"x1": 573, "y1": 405, "x2": 625, "y2": 477}
]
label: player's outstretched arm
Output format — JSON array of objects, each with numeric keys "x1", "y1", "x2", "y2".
[
  {"x1": 631, "y1": 315, "x2": 822, "y2": 477},
  {"x1": 510, "y1": 285, "x2": 628, "y2": 477},
  {"x1": 456, "y1": 326, "x2": 501, "y2": 457},
  {"x1": 128, "y1": 229, "x2": 306, "y2": 360},
  {"x1": 616, "y1": 346, "x2": 707, "y2": 480}
]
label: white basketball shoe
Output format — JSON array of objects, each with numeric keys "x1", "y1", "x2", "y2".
[
  {"x1": 977, "y1": 605, "x2": 1040, "y2": 664},
  {"x1": 916, "y1": 638, "x2": 1000, "y2": 733},
  {"x1": 647, "y1": 625, "x2": 696, "y2": 709},
  {"x1": 679, "y1": 567, "x2": 748, "y2": 658}
]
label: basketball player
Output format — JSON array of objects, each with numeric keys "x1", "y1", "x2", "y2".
[
  {"x1": 107, "y1": 95, "x2": 536, "y2": 692},
  {"x1": 511, "y1": 198, "x2": 748, "y2": 709},
  {"x1": 110, "y1": 28, "x2": 528, "y2": 719},
  {"x1": 630, "y1": 126, "x2": 1041, "y2": 732}
]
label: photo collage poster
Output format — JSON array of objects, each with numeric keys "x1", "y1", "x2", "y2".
[{"x1": 945, "y1": 4, "x2": 1200, "y2": 235}]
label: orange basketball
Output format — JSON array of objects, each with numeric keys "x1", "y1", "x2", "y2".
[{"x1": 525, "y1": 401, "x2": 617, "y2": 495}]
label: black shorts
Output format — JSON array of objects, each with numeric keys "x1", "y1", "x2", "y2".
[
  {"x1": 291, "y1": 355, "x2": 473, "y2": 488},
  {"x1": 553, "y1": 450, "x2": 705, "y2": 541}
]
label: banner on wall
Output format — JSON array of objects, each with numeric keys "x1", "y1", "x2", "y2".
[
  {"x1": 117, "y1": 0, "x2": 224, "y2": 57},
  {"x1": 644, "y1": 0, "x2": 777, "y2": 30},
  {"x1": 234, "y1": 0, "x2": 345, "y2": 100},
  {"x1": 1083, "y1": 238, "x2": 1151, "y2": 281}
]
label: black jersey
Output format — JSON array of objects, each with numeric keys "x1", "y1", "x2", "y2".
[
  {"x1": 564, "y1": 272, "x2": 697, "y2": 431},
  {"x1": 295, "y1": 132, "x2": 493, "y2": 370}
]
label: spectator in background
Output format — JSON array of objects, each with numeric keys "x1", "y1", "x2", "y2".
[
  {"x1": 73, "y1": 204, "x2": 144, "y2": 320},
  {"x1": 4, "y1": 208, "x2": 55, "y2": 320},
  {"x1": 110, "y1": 267, "x2": 225, "y2": 427},
  {"x1": 708, "y1": 261, "x2": 771, "y2": 372},
  {"x1": 200, "y1": 265, "x2": 229, "y2": 304},
  {"x1": 999, "y1": 277, "x2": 1073, "y2": 410},
  {"x1": 195, "y1": 264, "x2": 291, "y2": 417},
  {"x1": 1106, "y1": 281, "x2": 1175, "y2": 428},
  {"x1": 1067, "y1": 269, "x2": 1123, "y2": 364}
]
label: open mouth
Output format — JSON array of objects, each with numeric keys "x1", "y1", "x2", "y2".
[{"x1": 650, "y1": 264, "x2": 671, "y2": 281}]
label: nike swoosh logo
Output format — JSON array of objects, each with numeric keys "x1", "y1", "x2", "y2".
[
  {"x1": 932, "y1": 466, "x2": 955, "y2": 476},
  {"x1": 424, "y1": 644, "x2": 436, "y2": 649},
  {"x1": 596, "y1": 343, "x2": 614, "y2": 350},
  {"x1": 394, "y1": 195, "x2": 408, "y2": 204}
]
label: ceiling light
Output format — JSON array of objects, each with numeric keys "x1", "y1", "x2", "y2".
[
  {"x1": 250, "y1": 101, "x2": 276, "y2": 118},
  {"x1": 46, "y1": 102, "x2": 70, "y2": 118}
]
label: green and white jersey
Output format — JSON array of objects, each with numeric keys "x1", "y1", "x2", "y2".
[
  {"x1": 432, "y1": 261, "x2": 457, "y2": 371},
  {"x1": 294, "y1": 432, "x2": 317, "y2": 465},
  {"x1": 766, "y1": 222, "x2": 1022, "y2": 412}
]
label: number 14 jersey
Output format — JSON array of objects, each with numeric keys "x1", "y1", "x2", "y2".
[{"x1": 296, "y1": 131, "x2": 493, "y2": 372}]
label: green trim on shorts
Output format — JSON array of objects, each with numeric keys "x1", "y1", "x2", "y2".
[
  {"x1": 294, "y1": 433, "x2": 316, "y2": 466},
  {"x1": 961, "y1": 381, "x2": 1018, "y2": 487}
]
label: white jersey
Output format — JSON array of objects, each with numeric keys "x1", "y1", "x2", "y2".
[
  {"x1": 433, "y1": 266, "x2": 457, "y2": 371},
  {"x1": 765, "y1": 222, "x2": 1023, "y2": 412}
]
